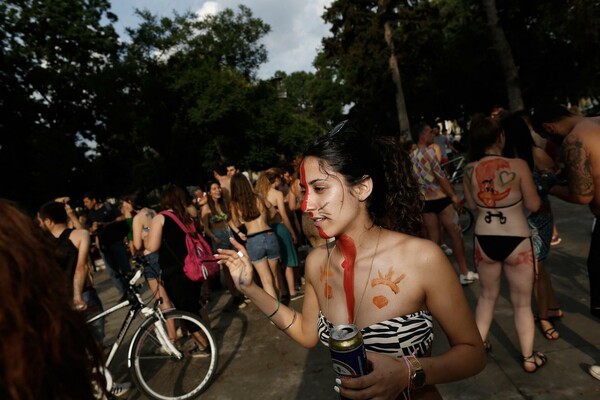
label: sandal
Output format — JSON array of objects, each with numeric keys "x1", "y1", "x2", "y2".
[
  {"x1": 521, "y1": 351, "x2": 547, "y2": 373},
  {"x1": 547, "y1": 307, "x2": 564, "y2": 319},
  {"x1": 537, "y1": 317, "x2": 560, "y2": 340}
]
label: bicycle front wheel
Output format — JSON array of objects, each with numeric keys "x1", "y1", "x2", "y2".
[
  {"x1": 130, "y1": 310, "x2": 218, "y2": 400},
  {"x1": 460, "y1": 207, "x2": 474, "y2": 233}
]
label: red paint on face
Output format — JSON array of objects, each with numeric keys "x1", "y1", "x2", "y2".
[
  {"x1": 337, "y1": 234, "x2": 357, "y2": 323},
  {"x1": 300, "y1": 161, "x2": 309, "y2": 212},
  {"x1": 301, "y1": 159, "x2": 332, "y2": 239},
  {"x1": 317, "y1": 227, "x2": 331, "y2": 239}
]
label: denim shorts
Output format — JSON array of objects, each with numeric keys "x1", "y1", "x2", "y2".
[
  {"x1": 246, "y1": 230, "x2": 280, "y2": 263},
  {"x1": 144, "y1": 251, "x2": 162, "y2": 280},
  {"x1": 212, "y1": 228, "x2": 235, "y2": 252}
]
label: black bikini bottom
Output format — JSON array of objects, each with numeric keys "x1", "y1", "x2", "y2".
[
  {"x1": 475, "y1": 234, "x2": 531, "y2": 262},
  {"x1": 423, "y1": 197, "x2": 452, "y2": 215}
]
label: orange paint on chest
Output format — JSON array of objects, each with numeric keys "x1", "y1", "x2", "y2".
[
  {"x1": 371, "y1": 267, "x2": 406, "y2": 294},
  {"x1": 373, "y1": 295, "x2": 389, "y2": 309},
  {"x1": 320, "y1": 264, "x2": 333, "y2": 282},
  {"x1": 324, "y1": 283, "x2": 333, "y2": 299}
]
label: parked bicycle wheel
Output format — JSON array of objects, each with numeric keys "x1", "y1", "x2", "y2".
[
  {"x1": 459, "y1": 207, "x2": 474, "y2": 233},
  {"x1": 130, "y1": 310, "x2": 218, "y2": 400}
]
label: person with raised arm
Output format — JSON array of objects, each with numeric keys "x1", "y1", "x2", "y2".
[{"x1": 216, "y1": 121, "x2": 486, "y2": 399}]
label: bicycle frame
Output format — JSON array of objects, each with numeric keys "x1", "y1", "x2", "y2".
[
  {"x1": 87, "y1": 268, "x2": 182, "y2": 367},
  {"x1": 441, "y1": 155, "x2": 466, "y2": 184}
]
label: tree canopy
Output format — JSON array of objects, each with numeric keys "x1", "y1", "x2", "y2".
[{"x1": 2, "y1": 0, "x2": 600, "y2": 210}]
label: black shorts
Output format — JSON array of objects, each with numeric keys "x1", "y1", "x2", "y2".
[{"x1": 423, "y1": 197, "x2": 452, "y2": 215}]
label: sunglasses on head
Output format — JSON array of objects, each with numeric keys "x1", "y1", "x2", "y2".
[{"x1": 328, "y1": 120, "x2": 352, "y2": 137}]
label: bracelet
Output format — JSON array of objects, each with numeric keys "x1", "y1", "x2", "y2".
[
  {"x1": 266, "y1": 300, "x2": 280, "y2": 319},
  {"x1": 280, "y1": 309, "x2": 297, "y2": 332}
]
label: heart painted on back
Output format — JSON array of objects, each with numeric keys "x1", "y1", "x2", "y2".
[{"x1": 499, "y1": 170, "x2": 516, "y2": 186}]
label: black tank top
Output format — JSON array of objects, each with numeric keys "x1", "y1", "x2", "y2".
[
  {"x1": 55, "y1": 228, "x2": 77, "y2": 294},
  {"x1": 158, "y1": 216, "x2": 188, "y2": 274}
]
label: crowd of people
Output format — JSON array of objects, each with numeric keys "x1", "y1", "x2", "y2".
[{"x1": 1, "y1": 102, "x2": 599, "y2": 399}]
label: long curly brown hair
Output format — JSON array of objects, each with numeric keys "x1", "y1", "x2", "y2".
[
  {"x1": 302, "y1": 121, "x2": 423, "y2": 236},
  {"x1": 0, "y1": 199, "x2": 106, "y2": 399},
  {"x1": 205, "y1": 180, "x2": 229, "y2": 218}
]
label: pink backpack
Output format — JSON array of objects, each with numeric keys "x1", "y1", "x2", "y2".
[{"x1": 160, "y1": 211, "x2": 220, "y2": 282}]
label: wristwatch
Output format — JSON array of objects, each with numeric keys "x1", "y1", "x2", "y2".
[{"x1": 406, "y1": 356, "x2": 426, "y2": 389}]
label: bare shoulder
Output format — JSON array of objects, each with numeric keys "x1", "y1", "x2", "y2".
[
  {"x1": 572, "y1": 117, "x2": 600, "y2": 141},
  {"x1": 305, "y1": 243, "x2": 330, "y2": 267},
  {"x1": 152, "y1": 213, "x2": 166, "y2": 225},
  {"x1": 69, "y1": 228, "x2": 90, "y2": 246},
  {"x1": 509, "y1": 157, "x2": 530, "y2": 172},
  {"x1": 273, "y1": 188, "x2": 285, "y2": 200},
  {"x1": 384, "y1": 233, "x2": 462, "y2": 298},
  {"x1": 304, "y1": 243, "x2": 331, "y2": 284},
  {"x1": 382, "y1": 230, "x2": 448, "y2": 272}
]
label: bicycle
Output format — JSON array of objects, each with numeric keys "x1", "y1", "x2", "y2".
[
  {"x1": 442, "y1": 155, "x2": 474, "y2": 233},
  {"x1": 441, "y1": 155, "x2": 467, "y2": 185},
  {"x1": 87, "y1": 258, "x2": 218, "y2": 399}
]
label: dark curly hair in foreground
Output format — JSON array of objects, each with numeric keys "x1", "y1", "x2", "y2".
[
  {"x1": 0, "y1": 199, "x2": 106, "y2": 399},
  {"x1": 302, "y1": 121, "x2": 423, "y2": 236}
]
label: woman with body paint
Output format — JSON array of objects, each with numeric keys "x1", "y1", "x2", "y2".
[
  {"x1": 216, "y1": 121, "x2": 486, "y2": 399},
  {"x1": 463, "y1": 115, "x2": 544, "y2": 373}
]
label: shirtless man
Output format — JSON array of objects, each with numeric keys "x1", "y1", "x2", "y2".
[
  {"x1": 532, "y1": 104, "x2": 600, "y2": 318},
  {"x1": 213, "y1": 162, "x2": 238, "y2": 203},
  {"x1": 38, "y1": 201, "x2": 130, "y2": 397}
]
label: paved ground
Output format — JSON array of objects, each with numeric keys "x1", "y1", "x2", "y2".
[{"x1": 97, "y1": 197, "x2": 600, "y2": 399}]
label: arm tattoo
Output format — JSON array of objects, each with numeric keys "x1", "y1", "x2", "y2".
[{"x1": 563, "y1": 138, "x2": 594, "y2": 197}]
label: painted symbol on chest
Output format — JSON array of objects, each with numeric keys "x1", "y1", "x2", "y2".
[
  {"x1": 373, "y1": 295, "x2": 389, "y2": 309},
  {"x1": 371, "y1": 267, "x2": 406, "y2": 294},
  {"x1": 320, "y1": 264, "x2": 333, "y2": 282},
  {"x1": 320, "y1": 264, "x2": 334, "y2": 299}
]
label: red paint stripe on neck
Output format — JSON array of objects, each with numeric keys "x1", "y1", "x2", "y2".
[{"x1": 337, "y1": 234, "x2": 356, "y2": 323}]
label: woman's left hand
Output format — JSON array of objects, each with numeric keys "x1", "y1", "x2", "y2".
[
  {"x1": 214, "y1": 238, "x2": 254, "y2": 292},
  {"x1": 336, "y1": 352, "x2": 407, "y2": 399}
]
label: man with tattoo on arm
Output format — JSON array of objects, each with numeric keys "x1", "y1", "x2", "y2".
[{"x1": 531, "y1": 103, "x2": 600, "y2": 381}]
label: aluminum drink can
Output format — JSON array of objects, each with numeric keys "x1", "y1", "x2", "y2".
[{"x1": 329, "y1": 324, "x2": 368, "y2": 378}]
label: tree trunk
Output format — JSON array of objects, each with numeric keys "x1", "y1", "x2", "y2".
[
  {"x1": 379, "y1": 1, "x2": 411, "y2": 141},
  {"x1": 383, "y1": 20, "x2": 411, "y2": 141},
  {"x1": 482, "y1": 0, "x2": 524, "y2": 112}
]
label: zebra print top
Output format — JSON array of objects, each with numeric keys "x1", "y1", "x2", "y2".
[{"x1": 317, "y1": 310, "x2": 434, "y2": 358}]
